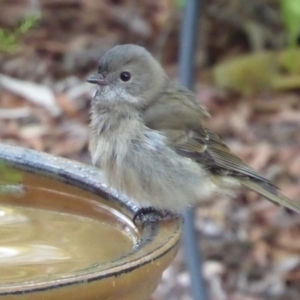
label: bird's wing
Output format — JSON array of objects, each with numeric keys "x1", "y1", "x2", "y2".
[
  {"x1": 163, "y1": 128, "x2": 271, "y2": 183},
  {"x1": 142, "y1": 84, "x2": 210, "y2": 132},
  {"x1": 142, "y1": 83, "x2": 300, "y2": 213},
  {"x1": 142, "y1": 83, "x2": 271, "y2": 185}
]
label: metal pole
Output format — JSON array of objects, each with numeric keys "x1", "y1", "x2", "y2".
[{"x1": 179, "y1": 1, "x2": 208, "y2": 299}]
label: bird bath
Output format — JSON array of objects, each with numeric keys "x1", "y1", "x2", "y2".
[{"x1": 0, "y1": 144, "x2": 182, "y2": 300}]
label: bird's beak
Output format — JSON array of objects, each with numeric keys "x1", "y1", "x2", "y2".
[{"x1": 87, "y1": 74, "x2": 109, "y2": 86}]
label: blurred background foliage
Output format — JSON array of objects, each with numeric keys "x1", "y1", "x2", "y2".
[
  {"x1": 1, "y1": 1, "x2": 300, "y2": 299},
  {"x1": 1, "y1": 0, "x2": 300, "y2": 93},
  {"x1": 0, "y1": 13, "x2": 39, "y2": 53}
]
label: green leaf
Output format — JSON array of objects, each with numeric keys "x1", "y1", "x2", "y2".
[
  {"x1": 280, "y1": 0, "x2": 300, "y2": 45},
  {"x1": 0, "y1": 13, "x2": 40, "y2": 54},
  {"x1": 17, "y1": 13, "x2": 40, "y2": 34},
  {"x1": 279, "y1": 0, "x2": 300, "y2": 73}
]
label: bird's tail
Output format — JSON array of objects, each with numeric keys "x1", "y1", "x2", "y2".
[{"x1": 240, "y1": 179, "x2": 300, "y2": 213}]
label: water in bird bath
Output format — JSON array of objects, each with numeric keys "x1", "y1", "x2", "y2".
[{"x1": 0, "y1": 169, "x2": 139, "y2": 284}]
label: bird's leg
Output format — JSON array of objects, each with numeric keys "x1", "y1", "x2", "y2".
[{"x1": 133, "y1": 207, "x2": 179, "y2": 226}]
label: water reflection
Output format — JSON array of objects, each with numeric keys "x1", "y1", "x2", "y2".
[{"x1": 0, "y1": 205, "x2": 134, "y2": 283}]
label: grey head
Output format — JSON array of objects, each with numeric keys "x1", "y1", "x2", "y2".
[{"x1": 87, "y1": 44, "x2": 168, "y2": 107}]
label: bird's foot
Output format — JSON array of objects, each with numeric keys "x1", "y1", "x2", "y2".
[{"x1": 133, "y1": 207, "x2": 178, "y2": 226}]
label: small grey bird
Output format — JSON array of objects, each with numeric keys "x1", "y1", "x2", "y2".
[{"x1": 87, "y1": 44, "x2": 300, "y2": 217}]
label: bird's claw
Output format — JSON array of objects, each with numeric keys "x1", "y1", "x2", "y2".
[{"x1": 133, "y1": 207, "x2": 178, "y2": 226}]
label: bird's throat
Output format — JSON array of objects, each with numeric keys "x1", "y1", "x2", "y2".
[{"x1": 92, "y1": 102, "x2": 139, "y2": 133}]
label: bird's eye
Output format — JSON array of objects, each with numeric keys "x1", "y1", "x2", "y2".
[{"x1": 120, "y1": 71, "x2": 131, "y2": 82}]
